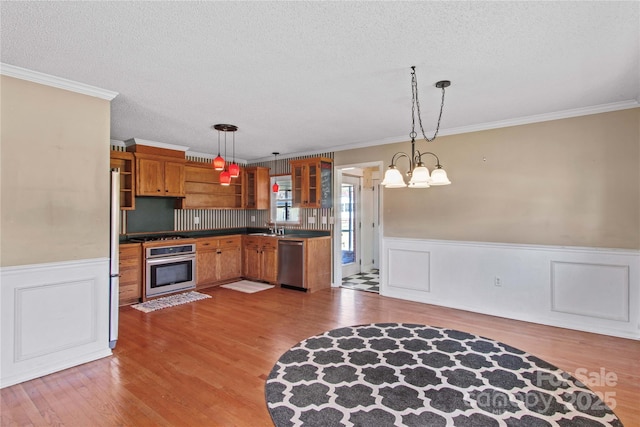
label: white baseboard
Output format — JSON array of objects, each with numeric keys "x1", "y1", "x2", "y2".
[
  {"x1": 1, "y1": 258, "x2": 112, "y2": 388},
  {"x1": 381, "y1": 238, "x2": 640, "y2": 340}
]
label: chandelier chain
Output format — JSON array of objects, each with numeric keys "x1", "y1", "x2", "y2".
[{"x1": 411, "y1": 69, "x2": 447, "y2": 143}]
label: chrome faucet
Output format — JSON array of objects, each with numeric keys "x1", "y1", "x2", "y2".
[{"x1": 265, "y1": 221, "x2": 275, "y2": 234}]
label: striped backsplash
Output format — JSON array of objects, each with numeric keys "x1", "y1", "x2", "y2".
[{"x1": 112, "y1": 145, "x2": 335, "y2": 233}]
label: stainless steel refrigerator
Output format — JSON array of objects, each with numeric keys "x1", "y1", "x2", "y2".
[{"x1": 109, "y1": 169, "x2": 120, "y2": 349}]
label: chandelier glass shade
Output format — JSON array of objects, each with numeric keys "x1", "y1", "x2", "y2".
[{"x1": 381, "y1": 67, "x2": 452, "y2": 189}]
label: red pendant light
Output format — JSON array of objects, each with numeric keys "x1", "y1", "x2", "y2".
[
  {"x1": 212, "y1": 126, "x2": 225, "y2": 171},
  {"x1": 229, "y1": 162, "x2": 240, "y2": 178},
  {"x1": 212, "y1": 124, "x2": 238, "y2": 181},
  {"x1": 220, "y1": 169, "x2": 231, "y2": 186},
  {"x1": 272, "y1": 152, "x2": 280, "y2": 193},
  {"x1": 229, "y1": 131, "x2": 240, "y2": 178}
]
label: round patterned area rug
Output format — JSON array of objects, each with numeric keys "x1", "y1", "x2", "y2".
[{"x1": 265, "y1": 323, "x2": 622, "y2": 427}]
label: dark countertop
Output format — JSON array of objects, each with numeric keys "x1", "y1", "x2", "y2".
[{"x1": 120, "y1": 228, "x2": 330, "y2": 244}]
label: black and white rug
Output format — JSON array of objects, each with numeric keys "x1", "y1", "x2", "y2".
[{"x1": 265, "y1": 323, "x2": 621, "y2": 426}]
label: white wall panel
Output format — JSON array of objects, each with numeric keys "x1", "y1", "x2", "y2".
[
  {"x1": 382, "y1": 238, "x2": 639, "y2": 339},
  {"x1": 1, "y1": 259, "x2": 111, "y2": 388},
  {"x1": 388, "y1": 249, "x2": 430, "y2": 291},
  {"x1": 551, "y1": 261, "x2": 629, "y2": 321}
]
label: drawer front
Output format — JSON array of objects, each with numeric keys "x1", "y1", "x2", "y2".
[
  {"x1": 197, "y1": 239, "x2": 219, "y2": 250},
  {"x1": 219, "y1": 235, "x2": 241, "y2": 248},
  {"x1": 120, "y1": 268, "x2": 140, "y2": 285},
  {"x1": 119, "y1": 244, "x2": 141, "y2": 258},
  {"x1": 119, "y1": 283, "x2": 141, "y2": 301},
  {"x1": 119, "y1": 256, "x2": 140, "y2": 269},
  {"x1": 243, "y1": 237, "x2": 261, "y2": 247},
  {"x1": 262, "y1": 240, "x2": 279, "y2": 251}
]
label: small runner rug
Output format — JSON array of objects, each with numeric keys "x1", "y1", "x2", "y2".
[
  {"x1": 221, "y1": 280, "x2": 274, "y2": 293},
  {"x1": 131, "y1": 291, "x2": 211, "y2": 313},
  {"x1": 265, "y1": 323, "x2": 621, "y2": 426}
]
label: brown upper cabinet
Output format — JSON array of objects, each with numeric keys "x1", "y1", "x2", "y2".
[
  {"x1": 290, "y1": 157, "x2": 333, "y2": 208},
  {"x1": 110, "y1": 151, "x2": 135, "y2": 210},
  {"x1": 243, "y1": 166, "x2": 270, "y2": 210},
  {"x1": 126, "y1": 144, "x2": 186, "y2": 197}
]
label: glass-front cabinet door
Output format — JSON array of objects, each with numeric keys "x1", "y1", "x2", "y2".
[
  {"x1": 290, "y1": 157, "x2": 333, "y2": 208},
  {"x1": 291, "y1": 163, "x2": 304, "y2": 206}
]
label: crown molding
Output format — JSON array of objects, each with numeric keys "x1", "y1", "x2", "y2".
[
  {"x1": 124, "y1": 138, "x2": 189, "y2": 152},
  {"x1": 0, "y1": 63, "x2": 118, "y2": 101},
  {"x1": 324, "y1": 100, "x2": 640, "y2": 154}
]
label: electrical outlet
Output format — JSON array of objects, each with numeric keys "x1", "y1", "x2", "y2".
[
  {"x1": 321, "y1": 216, "x2": 327, "y2": 224},
  {"x1": 194, "y1": 216, "x2": 200, "y2": 225},
  {"x1": 329, "y1": 217, "x2": 335, "y2": 224},
  {"x1": 308, "y1": 217, "x2": 316, "y2": 224},
  {"x1": 251, "y1": 215, "x2": 256, "y2": 222},
  {"x1": 494, "y1": 276, "x2": 502, "y2": 287}
]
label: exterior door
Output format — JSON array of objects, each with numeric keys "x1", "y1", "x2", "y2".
[{"x1": 341, "y1": 175, "x2": 360, "y2": 278}]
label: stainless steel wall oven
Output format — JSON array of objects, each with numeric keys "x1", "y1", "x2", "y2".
[{"x1": 143, "y1": 242, "x2": 196, "y2": 298}]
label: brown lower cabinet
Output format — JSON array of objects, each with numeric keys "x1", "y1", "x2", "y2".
[
  {"x1": 300, "y1": 236, "x2": 332, "y2": 292},
  {"x1": 120, "y1": 234, "x2": 330, "y2": 304},
  {"x1": 196, "y1": 235, "x2": 242, "y2": 289},
  {"x1": 119, "y1": 243, "x2": 142, "y2": 306},
  {"x1": 242, "y1": 236, "x2": 278, "y2": 284}
]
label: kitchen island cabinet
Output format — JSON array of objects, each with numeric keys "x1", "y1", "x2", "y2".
[
  {"x1": 196, "y1": 235, "x2": 242, "y2": 288},
  {"x1": 242, "y1": 235, "x2": 278, "y2": 283},
  {"x1": 119, "y1": 243, "x2": 142, "y2": 306}
]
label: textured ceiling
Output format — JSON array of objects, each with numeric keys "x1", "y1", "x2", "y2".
[{"x1": 1, "y1": 1, "x2": 638, "y2": 162}]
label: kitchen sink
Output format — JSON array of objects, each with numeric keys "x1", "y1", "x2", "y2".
[{"x1": 248, "y1": 232, "x2": 278, "y2": 237}]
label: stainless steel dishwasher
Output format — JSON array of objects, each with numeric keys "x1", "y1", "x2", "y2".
[{"x1": 277, "y1": 240, "x2": 305, "y2": 290}]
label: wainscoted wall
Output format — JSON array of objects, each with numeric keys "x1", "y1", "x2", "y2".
[
  {"x1": 381, "y1": 238, "x2": 640, "y2": 339},
  {"x1": 1, "y1": 259, "x2": 112, "y2": 388}
]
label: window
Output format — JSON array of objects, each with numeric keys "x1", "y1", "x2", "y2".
[{"x1": 271, "y1": 176, "x2": 300, "y2": 224}]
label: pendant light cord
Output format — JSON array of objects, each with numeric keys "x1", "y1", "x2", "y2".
[{"x1": 411, "y1": 67, "x2": 447, "y2": 143}]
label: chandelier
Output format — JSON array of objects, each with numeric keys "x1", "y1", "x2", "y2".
[
  {"x1": 381, "y1": 67, "x2": 452, "y2": 188},
  {"x1": 212, "y1": 124, "x2": 239, "y2": 185}
]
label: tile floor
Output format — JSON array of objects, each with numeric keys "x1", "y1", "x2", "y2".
[{"x1": 341, "y1": 269, "x2": 379, "y2": 293}]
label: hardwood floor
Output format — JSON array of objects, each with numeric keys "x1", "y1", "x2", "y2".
[{"x1": 2, "y1": 286, "x2": 639, "y2": 426}]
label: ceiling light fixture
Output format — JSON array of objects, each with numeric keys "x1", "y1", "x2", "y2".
[
  {"x1": 381, "y1": 67, "x2": 452, "y2": 188},
  {"x1": 229, "y1": 131, "x2": 240, "y2": 178},
  {"x1": 212, "y1": 125, "x2": 226, "y2": 171},
  {"x1": 213, "y1": 124, "x2": 238, "y2": 185},
  {"x1": 272, "y1": 152, "x2": 280, "y2": 193}
]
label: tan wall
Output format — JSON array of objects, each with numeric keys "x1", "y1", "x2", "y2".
[
  {"x1": 1, "y1": 76, "x2": 111, "y2": 266},
  {"x1": 335, "y1": 108, "x2": 640, "y2": 249}
]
